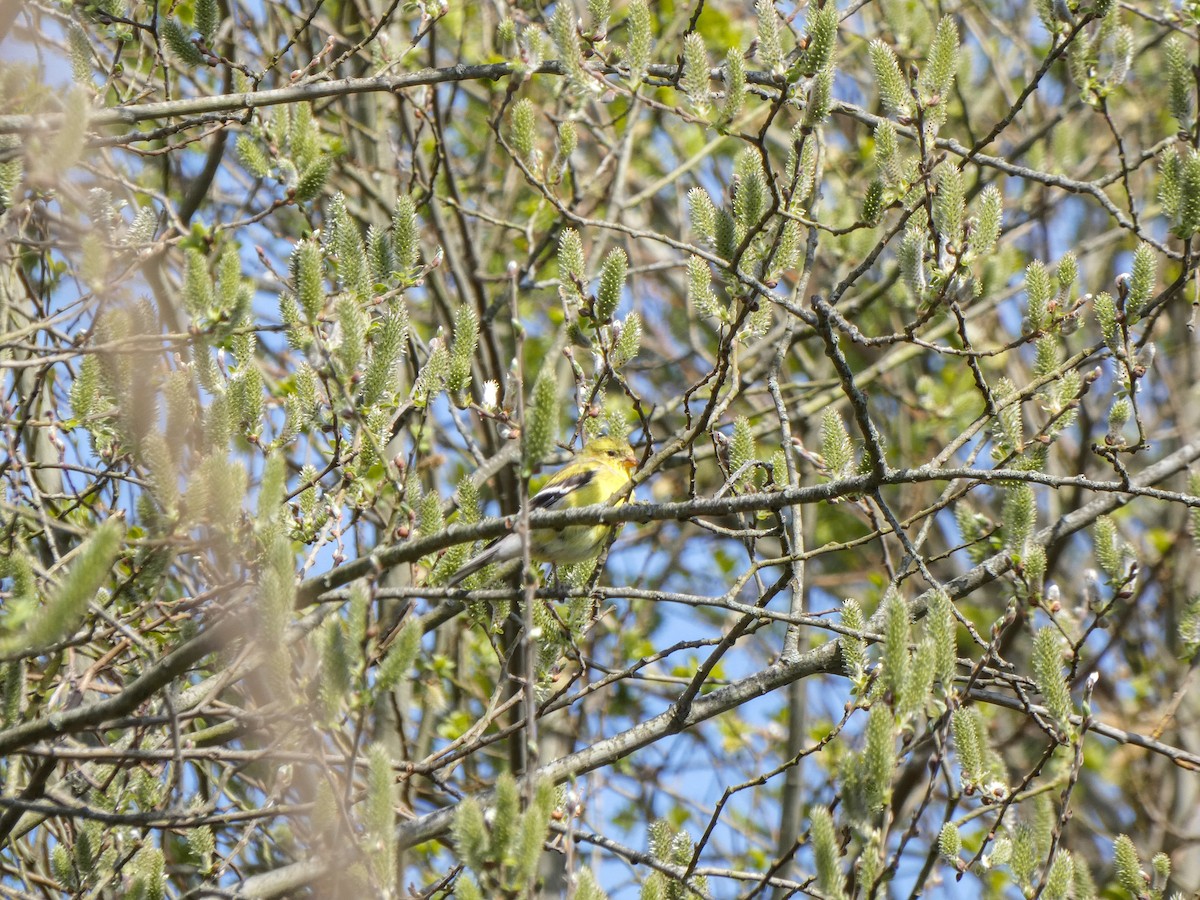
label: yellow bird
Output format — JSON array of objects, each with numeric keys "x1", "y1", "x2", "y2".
[{"x1": 447, "y1": 436, "x2": 638, "y2": 585}]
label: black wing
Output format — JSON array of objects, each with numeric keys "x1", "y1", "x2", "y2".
[{"x1": 528, "y1": 467, "x2": 597, "y2": 511}]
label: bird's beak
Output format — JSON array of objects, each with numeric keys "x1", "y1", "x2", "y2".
[{"x1": 622, "y1": 453, "x2": 637, "y2": 473}]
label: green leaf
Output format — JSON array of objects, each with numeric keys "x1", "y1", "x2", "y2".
[
  {"x1": 874, "y1": 120, "x2": 901, "y2": 186},
  {"x1": 1025, "y1": 261, "x2": 1051, "y2": 332},
  {"x1": 682, "y1": 34, "x2": 711, "y2": 115},
  {"x1": 756, "y1": 0, "x2": 784, "y2": 74},
  {"x1": 510, "y1": 98, "x2": 537, "y2": 162},
  {"x1": 688, "y1": 189, "x2": 718, "y2": 243},
  {"x1": 335, "y1": 296, "x2": 367, "y2": 378},
  {"x1": 68, "y1": 24, "x2": 93, "y2": 84},
  {"x1": 919, "y1": 17, "x2": 959, "y2": 106},
  {"x1": 972, "y1": 185, "x2": 1003, "y2": 256},
  {"x1": 161, "y1": 18, "x2": 205, "y2": 67},
  {"x1": 294, "y1": 155, "x2": 331, "y2": 202},
  {"x1": 291, "y1": 239, "x2": 324, "y2": 321},
  {"x1": 377, "y1": 620, "x2": 422, "y2": 692},
  {"x1": 1094, "y1": 291, "x2": 1118, "y2": 352},
  {"x1": 1032, "y1": 626, "x2": 1072, "y2": 728},
  {"x1": 733, "y1": 152, "x2": 766, "y2": 227},
  {"x1": 869, "y1": 40, "x2": 910, "y2": 118},
  {"x1": 1167, "y1": 38, "x2": 1193, "y2": 129},
  {"x1": 446, "y1": 304, "x2": 479, "y2": 404},
  {"x1": 881, "y1": 589, "x2": 910, "y2": 701},
  {"x1": 558, "y1": 228, "x2": 586, "y2": 303},
  {"x1": 363, "y1": 308, "x2": 409, "y2": 407},
  {"x1": 1126, "y1": 243, "x2": 1156, "y2": 321},
  {"x1": 1112, "y1": 835, "x2": 1143, "y2": 896},
  {"x1": 810, "y1": 806, "x2": 845, "y2": 899},
  {"x1": 1001, "y1": 483, "x2": 1035, "y2": 556},
  {"x1": 933, "y1": 166, "x2": 965, "y2": 249},
  {"x1": 612, "y1": 311, "x2": 642, "y2": 368},
  {"x1": 687, "y1": 255, "x2": 721, "y2": 319},
  {"x1": 364, "y1": 743, "x2": 396, "y2": 884},
  {"x1": 719, "y1": 47, "x2": 746, "y2": 124},
  {"x1": 14, "y1": 520, "x2": 123, "y2": 652},
  {"x1": 938, "y1": 822, "x2": 961, "y2": 861},
  {"x1": 195, "y1": 0, "x2": 219, "y2": 43},
  {"x1": 523, "y1": 362, "x2": 558, "y2": 477},
  {"x1": 595, "y1": 247, "x2": 627, "y2": 322},
  {"x1": 800, "y1": 4, "x2": 837, "y2": 76},
  {"x1": 392, "y1": 194, "x2": 421, "y2": 279},
  {"x1": 820, "y1": 410, "x2": 853, "y2": 478},
  {"x1": 183, "y1": 248, "x2": 215, "y2": 321},
  {"x1": 861, "y1": 702, "x2": 896, "y2": 813},
  {"x1": 452, "y1": 797, "x2": 488, "y2": 874},
  {"x1": 729, "y1": 416, "x2": 756, "y2": 479},
  {"x1": 625, "y1": 0, "x2": 652, "y2": 83}
]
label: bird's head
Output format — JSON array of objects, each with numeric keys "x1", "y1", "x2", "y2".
[{"x1": 585, "y1": 436, "x2": 638, "y2": 474}]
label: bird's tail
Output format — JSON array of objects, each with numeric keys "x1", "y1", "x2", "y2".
[
  {"x1": 446, "y1": 540, "x2": 503, "y2": 587},
  {"x1": 446, "y1": 531, "x2": 526, "y2": 586}
]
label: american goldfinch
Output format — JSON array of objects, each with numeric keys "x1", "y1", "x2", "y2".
[{"x1": 447, "y1": 436, "x2": 637, "y2": 586}]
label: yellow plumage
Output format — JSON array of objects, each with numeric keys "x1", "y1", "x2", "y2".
[{"x1": 447, "y1": 436, "x2": 637, "y2": 586}]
